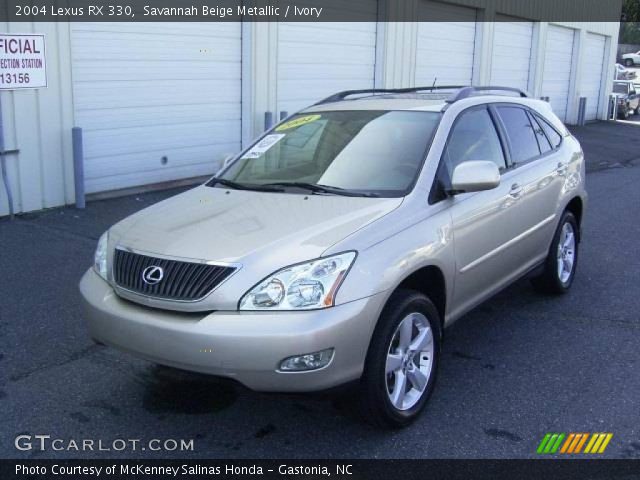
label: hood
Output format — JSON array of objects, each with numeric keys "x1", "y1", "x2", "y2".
[{"x1": 111, "y1": 185, "x2": 403, "y2": 265}]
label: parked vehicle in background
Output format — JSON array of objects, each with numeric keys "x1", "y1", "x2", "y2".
[
  {"x1": 622, "y1": 51, "x2": 640, "y2": 67},
  {"x1": 613, "y1": 81, "x2": 640, "y2": 119},
  {"x1": 615, "y1": 63, "x2": 636, "y2": 80},
  {"x1": 80, "y1": 85, "x2": 587, "y2": 428}
]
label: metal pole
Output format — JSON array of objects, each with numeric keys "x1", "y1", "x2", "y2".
[
  {"x1": 0, "y1": 95, "x2": 15, "y2": 220},
  {"x1": 610, "y1": 94, "x2": 618, "y2": 121},
  {"x1": 264, "y1": 111, "x2": 274, "y2": 131},
  {"x1": 577, "y1": 97, "x2": 587, "y2": 126},
  {"x1": 72, "y1": 127, "x2": 85, "y2": 209}
]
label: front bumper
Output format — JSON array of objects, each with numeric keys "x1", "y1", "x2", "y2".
[{"x1": 79, "y1": 269, "x2": 386, "y2": 392}]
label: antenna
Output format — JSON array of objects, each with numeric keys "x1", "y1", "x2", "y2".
[{"x1": 431, "y1": 77, "x2": 437, "y2": 91}]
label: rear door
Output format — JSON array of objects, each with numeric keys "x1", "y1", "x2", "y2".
[{"x1": 492, "y1": 105, "x2": 566, "y2": 263}]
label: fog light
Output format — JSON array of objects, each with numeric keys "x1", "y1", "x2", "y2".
[{"x1": 279, "y1": 348, "x2": 334, "y2": 372}]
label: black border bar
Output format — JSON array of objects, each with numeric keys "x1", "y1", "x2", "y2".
[
  {"x1": 3, "y1": 459, "x2": 640, "y2": 480},
  {"x1": 0, "y1": 0, "x2": 625, "y2": 22}
]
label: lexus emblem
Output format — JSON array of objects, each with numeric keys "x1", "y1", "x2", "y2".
[{"x1": 142, "y1": 265, "x2": 164, "y2": 285}]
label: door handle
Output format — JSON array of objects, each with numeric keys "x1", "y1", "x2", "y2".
[
  {"x1": 509, "y1": 183, "x2": 523, "y2": 198},
  {"x1": 556, "y1": 162, "x2": 568, "y2": 176}
]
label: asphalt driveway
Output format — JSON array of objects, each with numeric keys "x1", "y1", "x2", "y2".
[{"x1": 0, "y1": 121, "x2": 639, "y2": 459}]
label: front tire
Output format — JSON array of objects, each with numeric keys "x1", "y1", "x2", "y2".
[
  {"x1": 360, "y1": 289, "x2": 441, "y2": 429},
  {"x1": 625, "y1": 59, "x2": 634, "y2": 67},
  {"x1": 531, "y1": 211, "x2": 579, "y2": 294}
]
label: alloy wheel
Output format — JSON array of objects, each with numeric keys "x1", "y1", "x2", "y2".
[
  {"x1": 385, "y1": 312, "x2": 434, "y2": 411},
  {"x1": 556, "y1": 222, "x2": 576, "y2": 284}
]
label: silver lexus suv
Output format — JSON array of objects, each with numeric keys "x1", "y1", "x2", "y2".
[{"x1": 80, "y1": 86, "x2": 586, "y2": 428}]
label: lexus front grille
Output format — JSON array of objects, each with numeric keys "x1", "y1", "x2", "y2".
[{"x1": 112, "y1": 249, "x2": 236, "y2": 301}]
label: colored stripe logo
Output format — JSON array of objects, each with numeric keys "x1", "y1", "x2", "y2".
[{"x1": 537, "y1": 433, "x2": 613, "y2": 454}]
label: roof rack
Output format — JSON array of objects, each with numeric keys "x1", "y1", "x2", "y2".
[
  {"x1": 314, "y1": 86, "x2": 466, "y2": 105},
  {"x1": 446, "y1": 86, "x2": 529, "y2": 103}
]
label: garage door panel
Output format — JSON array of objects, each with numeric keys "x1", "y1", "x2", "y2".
[
  {"x1": 85, "y1": 143, "x2": 239, "y2": 182},
  {"x1": 278, "y1": 64, "x2": 374, "y2": 81},
  {"x1": 277, "y1": 21, "x2": 377, "y2": 114},
  {"x1": 278, "y1": 22, "x2": 375, "y2": 46},
  {"x1": 416, "y1": 21, "x2": 476, "y2": 85},
  {"x1": 74, "y1": 80, "x2": 240, "y2": 109},
  {"x1": 72, "y1": 31, "x2": 240, "y2": 62},
  {"x1": 490, "y1": 20, "x2": 533, "y2": 91},
  {"x1": 83, "y1": 122, "x2": 239, "y2": 159},
  {"x1": 580, "y1": 33, "x2": 606, "y2": 121},
  {"x1": 416, "y1": 2, "x2": 478, "y2": 87},
  {"x1": 86, "y1": 163, "x2": 220, "y2": 194},
  {"x1": 73, "y1": 61, "x2": 239, "y2": 82},
  {"x1": 76, "y1": 104, "x2": 240, "y2": 131},
  {"x1": 542, "y1": 25, "x2": 575, "y2": 121},
  {"x1": 72, "y1": 22, "x2": 242, "y2": 193},
  {"x1": 279, "y1": 45, "x2": 376, "y2": 66}
]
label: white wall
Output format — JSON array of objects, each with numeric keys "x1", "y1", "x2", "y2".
[
  {"x1": 0, "y1": 22, "x2": 74, "y2": 217},
  {"x1": 0, "y1": 16, "x2": 621, "y2": 216}
]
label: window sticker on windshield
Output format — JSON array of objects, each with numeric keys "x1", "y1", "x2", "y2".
[
  {"x1": 242, "y1": 134, "x2": 286, "y2": 159},
  {"x1": 275, "y1": 114, "x2": 321, "y2": 131}
]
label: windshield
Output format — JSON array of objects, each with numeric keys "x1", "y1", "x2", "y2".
[
  {"x1": 214, "y1": 110, "x2": 441, "y2": 197},
  {"x1": 613, "y1": 83, "x2": 629, "y2": 94}
]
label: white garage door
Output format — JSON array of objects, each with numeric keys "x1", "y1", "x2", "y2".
[
  {"x1": 490, "y1": 19, "x2": 534, "y2": 92},
  {"x1": 541, "y1": 25, "x2": 576, "y2": 122},
  {"x1": 277, "y1": 20, "x2": 377, "y2": 115},
  {"x1": 71, "y1": 23, "x2": 242, "y2": 194},
  {"x1": 416, "y1": 1, "x2": 478, "y2": 86},
  {"x1": 580, "y1": 33, "x2": 607, "y2": 121}
]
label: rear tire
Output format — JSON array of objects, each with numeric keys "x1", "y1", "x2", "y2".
[
  {"x1": 531, "y1": 211, "x2": 579, "y2": 294},
  {"x1": 625, "y1": 59, "x2": 634, "y2": 67},
  {"x1": 619, "y1": 105, "x2": 630, "y2": 119},
  {"x1": 359, "y1": 289, "x2": 441, "y2": 429}
]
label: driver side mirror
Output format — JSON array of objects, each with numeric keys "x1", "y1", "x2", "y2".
[{"x1": 449, "y1": 161, "x2": 500, "y2": 194}]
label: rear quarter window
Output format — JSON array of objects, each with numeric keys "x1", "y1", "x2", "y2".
[{"x1": 534, "y1": 113, "x2": 563, "y2": 149}]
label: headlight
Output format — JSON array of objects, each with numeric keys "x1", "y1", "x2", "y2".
[
  {"x1": 239, "y1": 252, "x2": 356, "y2": 310},
  {"x1": 94, "y1": 231, "x2": 109, "y2": 280}
]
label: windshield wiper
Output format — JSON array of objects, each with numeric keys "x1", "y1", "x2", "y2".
[
  {"x1": 208, "y1": 178, "x2": 284, "y2": 192},
  {"x1": 263, "y1": 182, "x2": 379, "y2": 198}
]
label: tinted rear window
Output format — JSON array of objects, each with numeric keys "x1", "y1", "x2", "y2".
[
  {"x1": 534, "y1": 113, "x2": 563, "y2": 149},
  {"x1": 497, "y1": 106, "x2": 541, "y2": 164}
]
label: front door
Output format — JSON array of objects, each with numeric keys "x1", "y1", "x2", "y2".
[{"x1": 438, "y1": 106, "x2": 524, "y2": 318}]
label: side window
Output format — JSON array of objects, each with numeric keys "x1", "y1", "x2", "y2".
[
  {"x1": 528, "y1": 112, "x2": 552, "y2": 154},
  {"x1": 443, "y1": 107, "x2": 506, "y2": 177},
  {"x1": 535, "y1": 114, "x2": 563, "y2": 149},
  {"x1": 496, "y1": 106, "x2": 541, "y2": 164}
]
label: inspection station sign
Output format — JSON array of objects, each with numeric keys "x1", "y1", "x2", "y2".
[{"x1": 0, "y1": 34, "x2": 47, "y2": 89}]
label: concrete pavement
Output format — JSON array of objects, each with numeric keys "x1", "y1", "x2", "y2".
[{"x1": 0, "y1": 121, "x2": 639, "y2": 459}]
